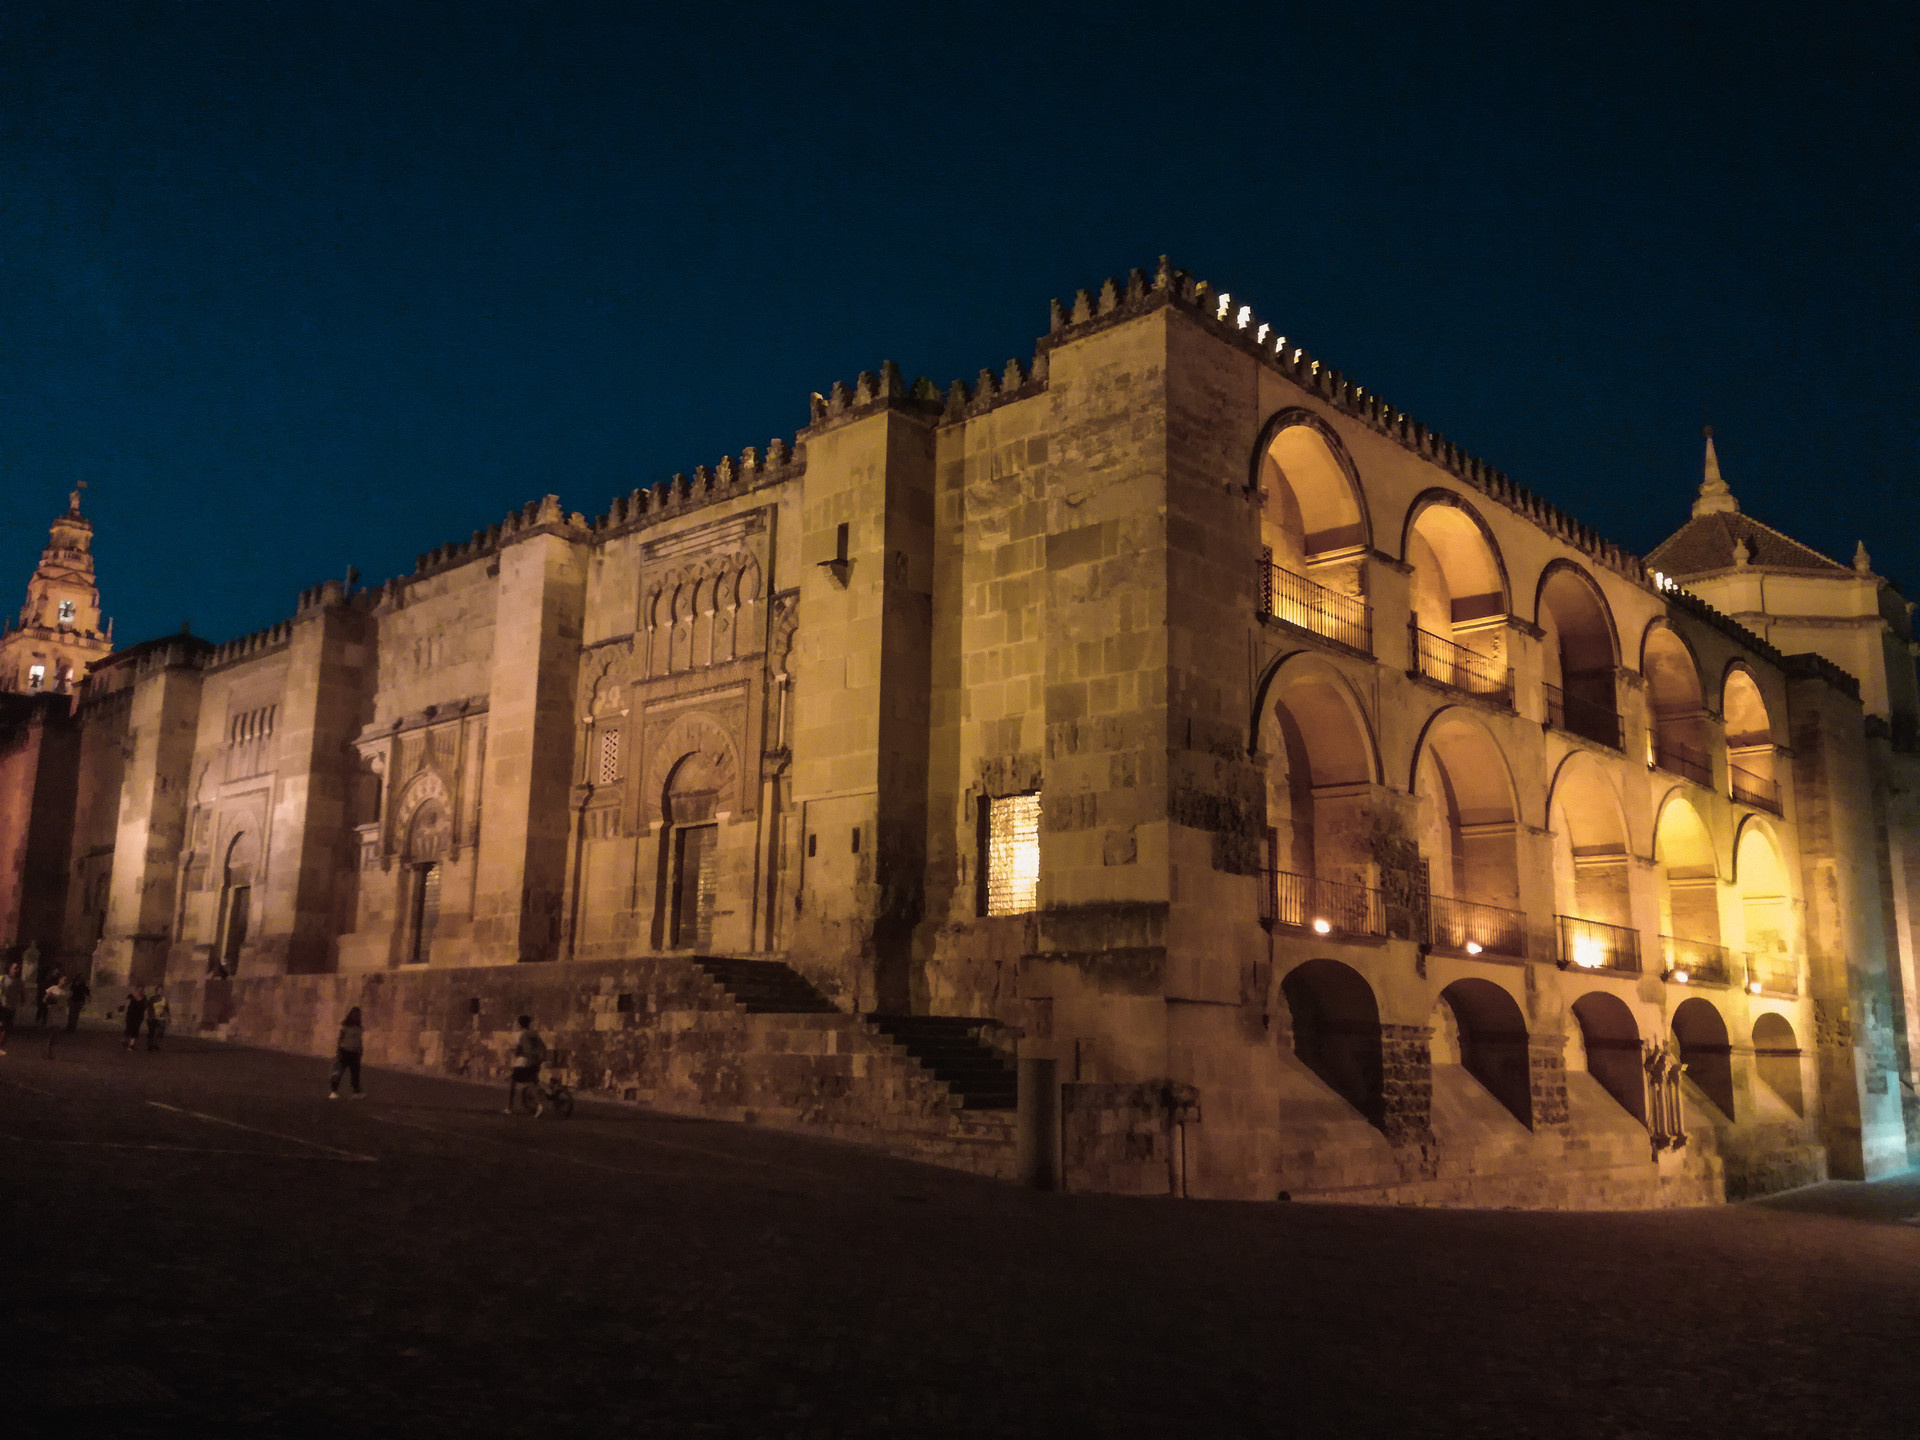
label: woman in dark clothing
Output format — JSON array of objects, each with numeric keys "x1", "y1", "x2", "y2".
[
  {"x1": 329, "y1": 1006, "x2": 365, "y2": 1099},
  {"x1": 121, "y1": 988, "x2": 148, "y2": 1050}
]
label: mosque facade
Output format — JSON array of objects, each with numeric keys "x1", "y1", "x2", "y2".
[{"x1": 14, "y1": 262, "x2": 1917, "y2": 1201}]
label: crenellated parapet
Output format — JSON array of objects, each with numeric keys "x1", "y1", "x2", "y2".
[
  {"x1": 206, "y1": 620, "x2": 294, "y2": 671},
  {"x1": 1037, "y1": 256, "x2": 1650, "y2": 587},
  {"x1": 800, "y1": 359, "x2": 945, "y2": 438},
  {"x1": 589, "y1": 434, "x2": 804, "y2": 542}
]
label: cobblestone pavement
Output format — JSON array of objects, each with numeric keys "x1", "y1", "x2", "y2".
[{"x1": 4, "y1": 1026, "x2": 1918, "y2": 1439}]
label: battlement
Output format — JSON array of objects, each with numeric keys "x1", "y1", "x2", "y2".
[
  {"x1": 1036, "y1": 257, "x2": 1648, "y2": 586},
  {"x1": 207, "y1": 620, "x2": 294, "y2": 671},
  {"x1": 588, "y1": 435, "x2": 803, "y2": 540}
]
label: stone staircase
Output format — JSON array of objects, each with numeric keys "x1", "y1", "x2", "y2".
[
  {"x1": 866, "y1": 1014, "x2": 1018, "y2": 1111},
  {"x1": 692, "y1": 956, "x2": 840, "y2": 1014}
]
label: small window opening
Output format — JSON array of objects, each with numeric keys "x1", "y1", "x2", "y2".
[
  {"x1": 979, "y1": 792, "x2": 1041, "y2": 917},
  {"x1": 851, "y1": 827, "x2": 861, "y2": 854},
  {"x1": 807, "y1": 833, "x2": 817, "y2": 857}
]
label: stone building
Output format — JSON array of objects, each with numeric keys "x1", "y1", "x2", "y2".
[{"x1": 47, "y1": 261, "x2": 1918, "y2": 1201}]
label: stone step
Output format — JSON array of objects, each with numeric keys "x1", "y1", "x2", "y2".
[
  {"x1": 692, "y1": 957, "x2": 839, "y2": 1014},
  {"x1": 866, "y1": 1012, "x2": 1017, "y2": 1111}
]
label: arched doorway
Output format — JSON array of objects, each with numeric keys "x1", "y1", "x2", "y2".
[
  {"x1": 1752, "y1": 1012, "x2": 1804, "y2": 1116},
  {"x1": 1724, "y1": 667, "x2": 1780, "y2": 813},
  {"x1": 1642, "y1": 623, "x2": 1710, "y2": 783},
  {"x1": 1537, "y1": 564, "x2": 1620, "y2": 748},
  {"x1": 403, "y1": 801, "x2": 448, "y2": 965},
  {"x1": 1259, "y1": 663, "x2": 1383, "y2": 936},
  {"x1": 1414, "y1": 713, "x2": 1524, "y2": 957},
  {"x1": 215, "y1": 831, "x2": 257, "y2": 975},
  {"x1": 1656, "y1": 796, "x2": 1728, "y2": 983},
  {"x1": 1570, "y1": 992, "x2": 1645, "y2": 1123},
  {"x1": 1548, "y1": 754, "x2": 1637, "y2": 970},
  {"x1": 661, "y1": 750, "x2": 726, "y2": 949},
  {"x1": 1433, "y1": 978, "x2": 1533, "y2": 1127},
  {"x1": 1280, "y1": 959, "x2": 1384, "y2": 1127},
  {"x1": 1673, "y1": 997, "x2": 1735, "y2": 1119},
  {"x1": 1404, "y1": 496, "x2": 1511, "y2": 702}
]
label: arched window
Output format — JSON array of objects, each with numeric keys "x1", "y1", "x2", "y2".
[
  {"x1": 1655, "y1": 797, "x2": 1727, "y2": 983},
  {"x1": 1280, "y1": 959, "x2": 1384, "y2": 1128},
  {"x1": 1569, "y1": 992, "x2": 1645, "y2": 1124},
  {"x1": 1548, "y1": 754, "x2": 1635, "y2": 969},
  {"x1": 1673, "y1": 997, "x2": 1735, "y2": 1120},
  {"x1": 1254, "y1": 418, "x2": 1372, "y2": 650},
  {"x1": 1723, "y1": 668, "x2": 1780, "y2": 813},
  {"x1": 1752, "y1": 1012, "x2": 1803, "y2": 1117},
  {"x1": 1432, "y1": 978, "x2": 1534, "y2": 1127},
  {"x1": 1537, "y1": 564, "x2": 1620, "y2": 748},
  {"x1": 1736, "y1": 823, "x2": 1795, "y2": 995},
  {"x1": 1414, "y1": 714, "x2": 1524, "y2": 957},
  {"x1": 1258, "y1": 664, "x2": 1382, "y2": 936},
  {"x1": 1643, "y1": 623, "x2": 1709, "y2": 783},
  {"x1": 1404, "y1": 496, "x2": 1510, "y2": 702}
]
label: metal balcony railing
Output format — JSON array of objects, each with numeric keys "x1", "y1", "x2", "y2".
[
  {"x1": 1661, "y1": 935, "x2": 1734, "y2": 986},
  {"x1": 1544, "y1": 684, "x2": 1622, "y2": 749},
  {"x1": 1744, "y1": 954, "x2": 1800, "y2": 997},
  {"x1": 1729, "y1": 761, "x2": 1782, "y2": 815},
  {"x1": 1652, "y1": 736, "x2": 1712, "y2": 786},
  {"x1": 1259, "y1": 553, "x2": 1372, "y2": 653},
  {"x1": 1428, "y1": 894, "x2": 1528, "y2": 959},
  {"x1": 1556, "y1": 914, "x2": 1641, "y2": 973},
  {"x1": 1261, "y1": 870, "x2": 1387, "y2": 939},
  {"x1": 1410, "y1": 623, "x2": 1512, "y2": 705}
]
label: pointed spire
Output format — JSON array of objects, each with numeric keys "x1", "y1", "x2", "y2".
[
  {"x1": 1692, "y1": 425, "x2": 1738, "y2": 517},
  {"x1": 1854, "y1": 540, "x2": 1873, "y2": 575}
]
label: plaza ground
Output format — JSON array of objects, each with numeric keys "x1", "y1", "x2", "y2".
[{"x1": 4, "y1": 1024, "x2": 1917, "y2": 1439}]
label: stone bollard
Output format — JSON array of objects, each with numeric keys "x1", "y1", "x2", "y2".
[{"x1": 1017, "y1": 1057, "x2": 1061, "y2": 1190}]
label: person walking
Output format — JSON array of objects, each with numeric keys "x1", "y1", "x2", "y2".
[
  {"x1": 121, "y1": 987, "x2": 149, "y2": 1050},
  {"x1": 328, "y1": 1006, "x2": 365, "y2": 1099},
  {"x1": 146, "y1": 987, "x2": 171, "y2": 1050},
  {"x1": 504, "y1": 1014, "x2": 547, "y2": 1114},
  {"x1": 65, "y1": 973, "x2": 90, "y2": 1032},
  {"x1": 0, "y1": 961, "x2": 24, "y2": 1054}
]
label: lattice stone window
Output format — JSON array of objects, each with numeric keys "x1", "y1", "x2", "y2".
[
  {"x1": 598, "y1": 728, "x2": 621, "y2": 785},
  {"x1": 980, "y1": 792, "x2": 1041, "y2": 917}
]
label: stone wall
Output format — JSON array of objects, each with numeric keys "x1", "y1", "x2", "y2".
[{"x1": 165, "y1": 954, "x2": 1015, "y2": 1180}]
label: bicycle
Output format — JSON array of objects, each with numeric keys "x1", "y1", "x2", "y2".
[{"x1": 512, "y1": 1070, "x2": 574, "y2": 1118}]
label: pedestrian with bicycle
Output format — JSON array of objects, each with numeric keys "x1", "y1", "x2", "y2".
[
  {"x1": 504, "y1": 1014, "x2": 546, "y2": 1114},
  {"x1": 146, "y1": 987, "x2": 171, "y2": 1050},
  {"x1": 328, "y1": 1005, "x2": 366, "y2": 1099}
]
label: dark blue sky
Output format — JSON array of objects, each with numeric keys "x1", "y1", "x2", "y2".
[{"x1": 2, "y1": 1, "x2": 1911, "y2": 645}]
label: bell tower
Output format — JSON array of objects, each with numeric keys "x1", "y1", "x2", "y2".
[{"x1": 1, "y1": 487, "x2": 112, "y2": 697}]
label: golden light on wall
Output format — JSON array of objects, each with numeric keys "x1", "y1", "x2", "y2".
[{"x1": 985, "y1": 793, "x2": 1041, "y2": 917}]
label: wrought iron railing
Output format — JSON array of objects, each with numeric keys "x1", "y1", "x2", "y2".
[
  {"x1": 1260, "y1": 554, "x2": 1372, "y2": 653},
  {"x1": 1428, "y1": 894, "x2": 1528, "y2": 959},
  {"x1": 1652, "y1": 736, "x2": 1712, "y2": 786},
  {"x1": 1544, "y1": 684, "x2": 1622, "y2": 749},
  {"x1": 1729, "y1": 761, "x2": 1782, "y2": 815},
  {"x1": 1744, "y1": 954, "x2": 1800, "y2": 997},
  {"x1": 1556, "y1": 913, "x2": 1641, "y2": 973},
  {"x1": 1661, "y1": 935, "x2": 1734, "y2": 986},
  {"x1": 1261, "y1": 870, "x2": 1387, "y2": 938},
  {"x1": 1410, "y1": 623, "x2": 1512, "y2": 704}
]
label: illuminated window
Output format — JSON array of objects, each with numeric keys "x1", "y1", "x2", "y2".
[
  {"x1": 27, "y1": 664, "x2": 45, "y2": 691},
  {"x1": 57, "y1": 599, "x2": 75, "y2": 625},
  {"x1": 598, "y1": 728, "x2": 621, "y2": 785},
  {"x1": 979, "y1": 792, "x2": 1041, "y2": 916}
]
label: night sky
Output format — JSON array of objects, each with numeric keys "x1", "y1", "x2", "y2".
[{"x1": 1, "y1": 1, "x2": 1911, "y2": 647}]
